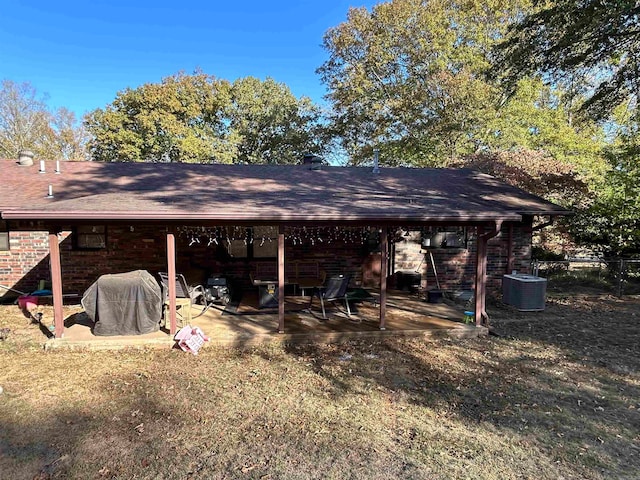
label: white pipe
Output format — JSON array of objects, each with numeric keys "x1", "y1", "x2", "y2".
[
  {"x1": 39, "y1": 160, "x2": 45, "y2": 173},
  {"x1": 373, "y1": 149, "x2": 380, "y2": 174},
  {"x1": 55, "y1": 160, "x2": 61, "y2": 174}
]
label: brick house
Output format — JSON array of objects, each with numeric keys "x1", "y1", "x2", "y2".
[{"x1": 0, "y1": 158, "x2": 569, "y2": 337}]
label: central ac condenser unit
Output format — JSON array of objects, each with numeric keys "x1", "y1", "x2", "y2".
[{"x1": 502, "y1": 274, "x2": 547, "y2": 311}]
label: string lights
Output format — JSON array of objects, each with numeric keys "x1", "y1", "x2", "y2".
[{"x1": 176, "y1": 225, "x2": 385, "y2": 248}]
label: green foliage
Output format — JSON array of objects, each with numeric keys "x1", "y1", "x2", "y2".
[
  {"x1": 570, "y1": 141, "x2": 640, "y2": 255},
  {"x1": 318, "y1": 0, "x2": 519, "y2": 165},
  {"x1": 85, "y1": 72, "x2": 234, "y2": 163},
  {"x1": 229, "y1": 77, "x2": 324, "y2": 164},
  {"x1": 483, "y1": 78, "x2": 606, "y2": 181},
  {"x1": 85, "y1": 72, "x2": 324, "y2": 163},
  {"x1": 531, "y1": 245, "x2": 565, "y2": 261},
  {"x1": 0, "y1": 80, "x2": 87, "y2": 160},
  {"x1": 318, "y1": 0, "x2": 605, "y2": 176},
  {"x1": 493, "y1": 0, "x2": 640, "y2": 255},
  {"x1": 494, "y1": 0, "x2": 640, "y2": 121}
]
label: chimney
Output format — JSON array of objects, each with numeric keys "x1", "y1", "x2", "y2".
[
  {"x1": 302, "y1": 153, "x2": 315, "y2": 165},
  {"x1": 18, "y1": 150, "x2": 34, "y2": 166},
  {"x1": 372, "y1": 149, "x2": 380, "y2": 174}
]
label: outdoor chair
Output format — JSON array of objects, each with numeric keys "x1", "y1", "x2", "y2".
[
  {"x1": 308, "y1": 274, "x2": 352, "y2": 320},
  {"x1": 158, "y1": 272, "x2": 205, "y2": 327}
]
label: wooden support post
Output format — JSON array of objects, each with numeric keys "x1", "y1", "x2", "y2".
[
  {"x1": 474, "y1": 226, "x2": 486, "y2": 327},
  {"x1": 475, "y1": 221, "x2": 502, "y2": 327},
  {"x1": 278, "y1": 225, "x2": 285, "y2": 333},
  {"x1": 48, "y1": 230, "x2": 64, "y2": 338},
  {"x1": 167, "y1": 232, "x2": 177, "y2": 335},
  {"x1": 379, "y1": 227, "x2": 388, "y2": 330}
]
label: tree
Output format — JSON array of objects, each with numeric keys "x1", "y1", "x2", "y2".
[
  {"x1": 453, "y1": 149, "x2": 589, "y2": 207},
  {"x1": 494, "y1": 0, "x2": 640, "y2": 121},
  {"x1": 229, "y1": 77, "x2": 324, "y2": 164},
  {"x1": 85, "y1": 72, "x2": 325, "y2": 163},
  {"x1": 318, "y1": 0, "x2": 531, "y2": 165},
  {"x1": 494, "y1": 1, "x2": 640, "y2": 254},
  {"x1": 0, "y1": 80, "x2": 52, "y2": 158},
  {"x1": 85, "y1": 72, "x2": 235, "y2": 163},
  {"x1": 481, "y1": 77, "x2": 606, "y2": 181},
  {"x1": 570, "y1": 144, "x2": 640, "y2": 255},
  {"x1": 0, "y1": 80, "x2": 87, "y2": 160},
  {"x1": 318, "y1": 0, "x2": 605, "y2": 170},
  {"x1": 569, "y1": 102, "x2": 640, "y2": 255},
  {"x1": 49, "y1": 107, "x2": 90, "y2": 160}
]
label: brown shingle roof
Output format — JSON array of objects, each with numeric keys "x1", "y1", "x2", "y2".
[{"x1": 0, "y1": 159, "x2": 571, "y2": 223}]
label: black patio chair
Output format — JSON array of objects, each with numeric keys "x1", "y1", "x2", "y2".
[
  {"x1": 158, "y1": 272, "x2": 205, "y2": 305},
  {"x1": 309, "y1": 274, "x2": 352, "y2": 319},
  {"x1": 158, "y1": 272, "x2": 206, "y2": 326}
]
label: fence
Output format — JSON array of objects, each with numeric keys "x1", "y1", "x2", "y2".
[{"x1": 531, "y1": 258, "x2": 640, "y2": 297}]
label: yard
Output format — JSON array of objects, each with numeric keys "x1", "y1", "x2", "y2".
[{"x1": 0, "y1": 291, "x2": 639, "y2": 479}]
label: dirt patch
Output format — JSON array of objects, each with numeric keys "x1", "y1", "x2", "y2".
[{"x1": 0, "y1": 295, "x2": 639, "y2": 479}]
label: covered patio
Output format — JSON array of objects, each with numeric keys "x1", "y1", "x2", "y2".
[{"x1": 0, "y1": 160, "x2": 570, "y2": 344}]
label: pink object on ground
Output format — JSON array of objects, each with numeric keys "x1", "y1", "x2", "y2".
[
  {"x1": 18, "y1": 295, "x2": 38, "y2": 311},
  {"x1": 174, "y1": 325, "x2": 209, "y2": 355}
]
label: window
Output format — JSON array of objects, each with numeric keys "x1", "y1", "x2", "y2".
[
  {"x1": 75, "y1": 225, "x2": 106, "y2": 249},
  {"x1": 0, "y1": 221, "x2": 8, "y2": 251},
  {"x1": 421, "y1": 227, "x2": 468, "y2": 249},
  {"x1": 227, "y1": 239, "x2": 248, "y2": 258},
  {"x1": 252, "y1": 226, "x2": 278, "y2": 258},
  {"x1": 226, "y1": 226, "x2": 278, "y2": 259}
]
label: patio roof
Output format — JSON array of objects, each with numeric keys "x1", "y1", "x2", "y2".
[{"x1": 0, "y1": 159, "x2": 571, "y2": 223}]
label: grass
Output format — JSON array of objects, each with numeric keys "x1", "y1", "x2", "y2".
[{"x1": 0, "y1": 293, "x2": 639, "y2": 479}]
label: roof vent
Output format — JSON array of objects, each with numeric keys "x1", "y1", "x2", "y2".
[
  {"x1": 310, "y1": 157, "x2": 323, "y2": 171},
  {"x1": 18, "y1": 150, "x2": 34, "y2": 166},
  {"x1": 372, "y1": 149, "x2": 380, "y2": 174},
  {"x1": 302, "y1": 154, "x2": 323, "y2": 170},
  {"x1": 302, "y1": 153, "x2": 316, "y2": 165}
]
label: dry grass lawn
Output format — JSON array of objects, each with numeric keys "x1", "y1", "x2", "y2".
[{"x1": 0, "y1": 293, "x2": 639, "y2": 479}]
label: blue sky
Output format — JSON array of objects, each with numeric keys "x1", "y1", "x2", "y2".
[{"x1": 1, "y1": 0, "x2": 375, "y2": 119}]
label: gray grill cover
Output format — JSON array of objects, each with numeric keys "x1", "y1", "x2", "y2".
[{"x1": 81, "y1": 270, "x2": 162, "y2": 336}]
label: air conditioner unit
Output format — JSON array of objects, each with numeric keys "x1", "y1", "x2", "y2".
[{"x1": 502, "y1": 274, "x2": 547, "y2": 311}]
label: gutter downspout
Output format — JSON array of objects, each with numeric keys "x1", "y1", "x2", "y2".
[{"x1": 474, "y1": 220, "x2": 503, "y2": 328}]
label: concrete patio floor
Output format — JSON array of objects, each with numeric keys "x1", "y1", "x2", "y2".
[{"x1": 43, "y1": 290, "x2": 483, "y2": 349}]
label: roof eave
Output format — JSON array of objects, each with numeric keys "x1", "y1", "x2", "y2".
[
  {"x1": 517, "y1": 209, "x2": 574, "y2": 216},
  {"x1": 0, "y1": 209, "x2": 523, "y2": 223}
]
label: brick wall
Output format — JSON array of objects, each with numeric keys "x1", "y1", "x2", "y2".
[
  {"x1": 0, "y1": 221, "x2": 532, "y2": 300},
  {"x1": 174, "y1": 230, "x2": 369, "y2": 289},
  {"x1": 0, "y1": 223, "x2": 167, "y2": 300},
  {"x1": 393, "y1": 221, "x2": 533, "y2": 295},
  {"x1": 0, "y1": 229, "x2": 52, "y2": 298},
  {"x1": 59, "y1": 225, "x2": 167, "y2": 293}
]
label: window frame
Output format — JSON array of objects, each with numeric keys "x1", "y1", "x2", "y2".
[
  {"x1": 421, "y1": 227, "x2": 468, "y2": 250},
  {"x1": 0, "y1": 220, "x2": 9, "y2": 251},
  {"x1": 225, "y1": 226, "x2": 278, "y2": 260},
  {"x1": 74, "y1": 225, "x2": 107, "y2": 250}
]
